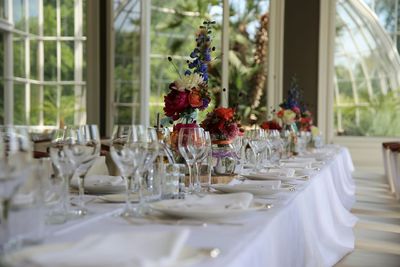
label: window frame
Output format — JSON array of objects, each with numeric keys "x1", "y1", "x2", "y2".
[{"x1": 0, "y1": 0, "x2": 86, "y2": 129}]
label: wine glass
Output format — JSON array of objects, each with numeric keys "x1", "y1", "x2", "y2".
[
  {"x1": 231, "y1": 135, "x2": 243, "y2": 171},
  {"x1": 196, "y1": 131, "x2": 211, "y2": 190},
  {"x1": 49, "y1": 128, "x2": 77, "y2": 218},
  {"x1": 0, "y1": 126, "x2": 32, "y2": 253},
  {"x1": 109, "y1": 125, "x2": 136, "y2": 217},
  {"x1": 245, "y1": 129, "x2": 268, "y2": 171},
  {"x1": 66, "y1": 125, "x2": 100, "y2": 216},
  {"x1": 134, "y1": 127, "x2": 159, "y2": 214},
  {"x1": 268, "y1": 130, "x2": 283, "y2": 165},
  {"x1": 178, "y1": 127, "x2": 205, "y2": 193},
  {"x1": 280, "y1": 129, "x2": 291, "y2": 159}
]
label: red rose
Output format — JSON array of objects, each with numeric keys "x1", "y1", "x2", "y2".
[
  {"x1": 163, "y1": 90, "x2": 190, "y2": 120},
  {"x1": 214, "y1": 107, "x2": 234, "y2": 121}
]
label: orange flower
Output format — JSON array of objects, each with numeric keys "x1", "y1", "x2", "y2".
[
  {"x1": 188, "y1": 89, "x2": 203, "y2": 108},
  {"x1": 214, "y1": 107, "x2": 234, "y2": 121}
]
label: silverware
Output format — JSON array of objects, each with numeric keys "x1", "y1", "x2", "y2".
[{"x1": 199, "y1": 247, "x2": 221, "y2": 258}]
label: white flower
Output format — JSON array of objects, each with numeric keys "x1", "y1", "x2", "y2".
[
  {"x1": 174, "y1": 73, "x2": 204, "y2": 92},
  {"x1": 282, "y1": 110, "x2": 296, "y2": 124}
]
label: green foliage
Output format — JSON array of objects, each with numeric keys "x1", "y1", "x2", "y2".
[{"x1": 335, "y1": 91, "x2": 400, "y2": 136}]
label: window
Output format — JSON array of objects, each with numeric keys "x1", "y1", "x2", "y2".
[
  {"x1": 0, "y1": 0, "x2": 86, "y2": 130},
  {"x1": 112, "y1": 0, "x2": 271, "y2": 128},
  {"x1": 334, "y1": 0, "x2": 400, "y2": 136}
]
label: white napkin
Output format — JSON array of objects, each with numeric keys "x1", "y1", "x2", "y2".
[
  {"x1": 280, "y1": 162, "x2": 312, "y2": 169},
  {"x1": 71, "y1": 175, "x2": 124, "y2": 189},
  {"x1": 230, "y1": 179, "x2": 281, "y2": 189},
  {"x1": 15, "y1": 230, "x2": 190, "y2": 267},
  {"x1": 267, "y1": 168, "x2": 295, "y2": 177},
  {"x1": 165, "y1": 193, "x2": 253, "y2": 210}
]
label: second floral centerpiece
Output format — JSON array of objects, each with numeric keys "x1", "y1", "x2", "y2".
[{"x1": 201, "y1": 107, "x2": 242, "y2": 175}]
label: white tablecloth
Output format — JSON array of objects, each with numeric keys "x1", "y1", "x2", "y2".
[{"x1": 13, "y1": 146, "x2": 357, "y2": 267}]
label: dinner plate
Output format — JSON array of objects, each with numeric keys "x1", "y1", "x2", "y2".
[
  {"x1": 150, "y1": 200, "x2": 267, "y2": 220},
  {"x1": 98, "y1": 193, "x2": 139, "y2": 203},
  {"x1": 210, "y1": 183, "x2": 295, "y2": 195}
]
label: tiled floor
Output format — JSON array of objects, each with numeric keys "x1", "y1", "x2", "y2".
[{"x1": 335, "y1": 170, "x2": 400, "y2": 267}]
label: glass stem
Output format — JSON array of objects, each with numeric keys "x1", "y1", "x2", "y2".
[
  {"x1": 124, "y1": 175, "x2": 132, "y2": 211},
  {"x1": 63, "y1": 174, "x2": 71, "y2": 214},
  {"x1": 78, "y1": 175, "x2": 85, "y2": 210},
  {"x1": 193, "y1": 162, "x2": 200, "y2": 192},
  {"x1": 0, "y1": 200, "x2": 10, "y2": 253},
  {"x1": 187, "y1": 163, "x2": 193, "y2": 192}
]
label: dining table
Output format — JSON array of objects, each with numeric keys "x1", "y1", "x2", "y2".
[{"x1": 4, "y1": 145, "x2": 357, "y2": 267}]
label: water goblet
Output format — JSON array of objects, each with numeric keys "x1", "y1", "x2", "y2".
[
  {"x1": 0, "y1": 126, "x2": 32, "y2": 253},
  {"x1": 245, "y1": 129, "x2": 268, "y2": 171},
  {"x1": 178, "y1": 127, "x2": 205, "y2": 193},
  {"x1": 66, "y1": 125, "x2": 100, "y2": 216}
]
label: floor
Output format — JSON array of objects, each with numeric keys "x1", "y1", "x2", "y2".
[{"x1": 335, "y1": 170, "x2": 400, "y2": 267}]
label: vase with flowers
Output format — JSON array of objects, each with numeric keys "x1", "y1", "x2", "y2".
[
  {"x1": 161, "y1": 21, "x2": 216, "y2": 156},
  {"x1": 201, "y1": 107, "x2": 242, "y2": 175}
]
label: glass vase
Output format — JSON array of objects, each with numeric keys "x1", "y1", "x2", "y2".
[
  {"x1": 211, "y1": 140, "x2": 236, "y2": 175},
  {"x1": 281, "y1": 123, "x2": 298, "y2": 157}
]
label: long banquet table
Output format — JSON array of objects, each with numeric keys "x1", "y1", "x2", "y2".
[{"x1": 8, "y1": 146, "x2": 357, "y2": 267}]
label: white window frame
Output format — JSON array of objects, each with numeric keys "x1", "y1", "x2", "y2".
[
  {"x1": 0, "y1": 0, "x2": 86, "y2": 129},
  {"x1": 106, "y1": 0, "x2": 286, "y2": 134}
]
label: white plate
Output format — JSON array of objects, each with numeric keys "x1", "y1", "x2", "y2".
[
  {"x1": 241, "y1": 173, "x2": 308, "y2": 181},
  {"x1": 150, "y1": 200, "x2": 267, "y2": 220},
  {"x1": 98, "y1": 193, "x2": 139, "y2": 203},
  {"x1": 210, "y1": 183, "x2": 294, "y2": 195}
]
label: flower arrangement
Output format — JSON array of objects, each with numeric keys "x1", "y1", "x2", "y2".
[
  {"x1": 200, "y1": 107, "x2": 242, "y2": 141},
  {"x1": 260, "y1": 118, "x2": 282, "y2": 131},
  {"x1": 162, "y1": 21, "x2": 216, "y2": 125}
]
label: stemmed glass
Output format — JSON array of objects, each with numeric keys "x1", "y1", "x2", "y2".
[
  {"x1": 49, "y1": 128, "x2": 77, "y2": 218},
  {"x1": 134, "y1": 127, "x2": 159, "y2": 214},
  {"x1": 231, "y1": 135, "x2": 243, "y2": 171},
  {"x1": 268, "y1": 130, "x2": 283, "y2": 165},
  {"x1": 109, "y1": 125, "x2": 136, "y2": 217},
  {"x1": 245, "y1": 129, "x2": 268, "y2": 171},
  {"x1": 280, "y1": 129, "x2": 291, "y2": 159},
  {"x1": 66, "y1": 125, "x2": 100, "y2": 216},
  {"x1": 178, "y1": 127, "x2": 205, "y2": 193},
  {"x1": 0, "y1": 126, "x2": 32, "y2": 253},
  {"x1": 196, "y1": 131, "x2": 211, "y2": 190}
]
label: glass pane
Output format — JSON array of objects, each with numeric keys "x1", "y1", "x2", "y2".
[
  {"x1": 0, "y1": 80, "x2": 3, "y2": 124},
  {"x1": 0, "y1": 0, "x2": 6, "y2": 19},
  {"x1": 61, "y1": 41, "x2": 74, "y2": 80},
  {"x1": 60, "y1": 85, "x2": 75, "y2": 125},
  {"x1": 43, "y1": 86, "x2": 57, "y2": 125},
  {"x1": 30, "y1": 40, "x2": 38, "y2": 80},
  {"x1": 29, "y1": 0, "x2": 39, "y2": 34},
  {"x1": 114, "y1": 106, "x2": 139, "y2": 124},
  {"x1": 113, "y1": 0, "x2": 140, "y2": 124},
  {"x1": 13, "y1": 36, "x2": 25, "y2": 78},
  {"x1": 43, "y1": 0, "x2": 57, "y2": 36},
  {"x1": 229, "y1": 0, "x2": 269, "y2": 125},
  {"x1": 13, "y1": 82, "x2": 26, "y2": 125},
  {"x1": 334, "y1": 0, "x2": 400, "y2": 137},
  {"x1": 61, "y1": 0, "x2": 74, "y2": 36},
  {"x1": 13, "y1": 0, "x2": 25, "y2": 31},
  {"x1": 44, "y1": 41, "x2": 57, "y2": 81},
  {"x1": 30, "y1": 84, "x2": 41, "y2": 125},
  {"x1": 0, "y1": 32, "x2": 3, "y2": 77}
]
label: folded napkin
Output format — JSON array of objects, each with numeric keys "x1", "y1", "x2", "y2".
[
  {"x1": 164, "y1": 193, "x2": 253, "y2": 210},
  {"x1": 230, "y1": 179, "x2": 281, "y2": 189},
  {"x1": 12, "y1": 230, "x2": 190, "y2": 267},
  {"x1": 280, "y1": 162, "x2": 312, "y2": 169},
  {"x1": 267, "y1": 168, "x2": 295, "y2": 177},
  {"x1": 71, "y1": 175, "x2": 124, "y2": 188}
]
